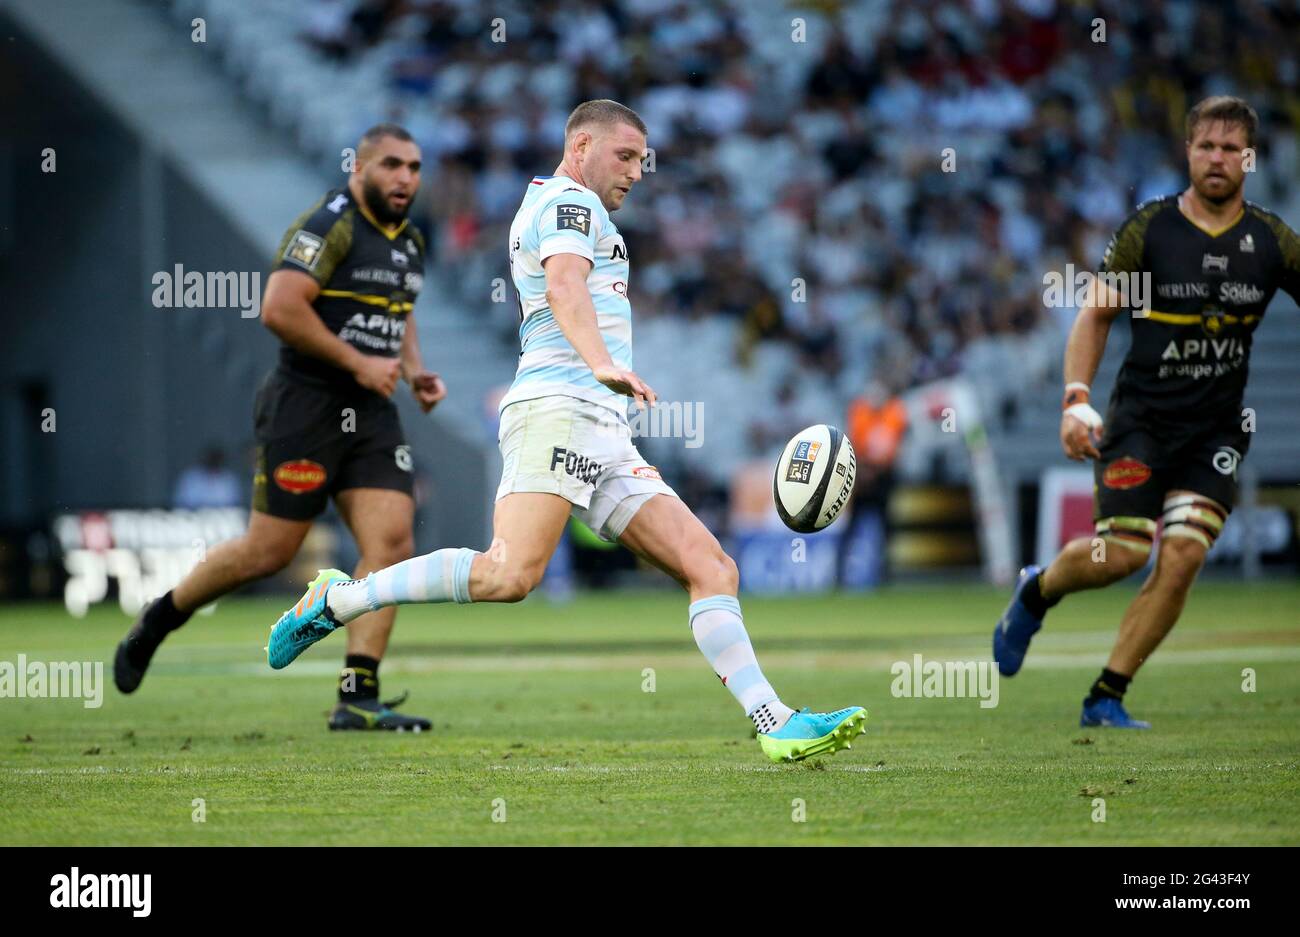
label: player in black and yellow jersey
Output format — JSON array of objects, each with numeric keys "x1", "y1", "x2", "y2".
[
  {"x1": 115, "y1": 124, "x2": 447, "y2": 731},
  {"x1": 995, "y1": 96, "x2": 1300, "y2": 727}
]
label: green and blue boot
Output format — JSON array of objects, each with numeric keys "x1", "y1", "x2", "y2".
[{"x1": 758, "y1": 706, "x2": 868, "y2": 763}]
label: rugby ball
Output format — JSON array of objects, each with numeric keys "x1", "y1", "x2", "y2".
[{"x1": 773, "y1": 424, "x2": 856, "y2": 533}]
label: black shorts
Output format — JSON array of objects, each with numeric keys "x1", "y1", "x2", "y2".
[
  {"x1": 1093, "y1": 403, "x2": 1249, "y2": 522},
  {"x1": 251, "y1": 370, "x2": 414, "y2": 521}
]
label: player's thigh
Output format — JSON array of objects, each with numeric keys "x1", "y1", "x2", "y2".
[
  {"x1": 330, "y1": 396, "x2": 416, "y2": 557},
  {"x1": 490, "y1": 397, "x2": 602, "y2": 582},
  {"x1": 334, "y1": 487, "x2": 415, "y2": 559},
  {"x1": 488, "y1": 492, "x2": 572, "y2": 583},
  {"x1": 617, "y1": 493, "x2": 735, "y2": 593},
  {"x1": 1154, "y1": 487, "x2": 1224, "y2": 581},
  {"x1": 1157, "y1": 425, "x2": 1238, "y2": 572},
  {"x1": 241, "y1": 509, "x2": 313, "y2": 572},
  {"x1": 332, "y1": 401, "x2": 414, "y2": 508},
  {"x1": 1093, "y1": 420, "x2": 1164, "y2": 568},
  {"x1": 1167, "y1": 432, "x2": 1240, "y2": 533},
  {"x1": 251, "y1": 373, "x2": 342, "y2": 523}
]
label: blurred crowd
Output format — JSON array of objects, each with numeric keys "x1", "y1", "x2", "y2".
[{"x1": 295, "y1": 0, "x2": 1299, "y2": 402}]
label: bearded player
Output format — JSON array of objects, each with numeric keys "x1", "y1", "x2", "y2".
[
  {"x1": 994, "y1": 96, "x2": 1300, "y2": 727},
  {"x1": 265, "y1": 99, "x2": 866, "y2": 763},
  {"x1": 114, "y1": 124, "x2": 446, "y2": 731}
]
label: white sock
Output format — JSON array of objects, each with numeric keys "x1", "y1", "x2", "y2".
[
  {"x1": 749, "y1": 701, "x2": 795, "y2": 734},
  {"x1": 688, "y1": 595, "x2": 794, "y2": 733},
  {"x1": 327, "y1": 547, "x2": 477, "y2": 625}
]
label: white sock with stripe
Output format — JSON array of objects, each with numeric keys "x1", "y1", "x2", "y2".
[
  {"x1": 688, "y1": 595, "x2": 794, "y2": 733},
  {"x1": 327, "y1": 547, "x2": 477, "y2": 625}
]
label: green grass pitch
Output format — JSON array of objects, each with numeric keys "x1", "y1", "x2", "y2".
[{"x1": 2, "y1": 581, "x2": 1297, "y2": 845}]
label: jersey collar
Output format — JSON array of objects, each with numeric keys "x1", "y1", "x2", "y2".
[
  {"x1": 1176, "y1": 193, "x2": 1245, "y2": 239},
  {"x1": 354, "y1": 196, "x2": 409, "y2": 241}
]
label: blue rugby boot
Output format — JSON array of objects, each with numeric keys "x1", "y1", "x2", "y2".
[
  {"x1": 1080, "y1": 696, "x2": 1151, "y2": 729},
  {"x1": 993, "y1": 564, "x2": 1046, "y2": 677},
  {"x1": 267, "y1": 568, "x2": 349, "y2": 670}
]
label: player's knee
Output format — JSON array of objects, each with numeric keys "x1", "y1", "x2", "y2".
[
  {"x1": 496, "y1": 566, "x2": 543, "y2": 603},
  {"x1": 718, "y1": 551, "x2": 740, "y2": 594},
  {"x1": 1157, "y1": 495, "x2": 1222, "y2": 584},
  {"x1": 1156, "y1": 534, "x2": 1207, "y2": 585},
  {"x1": 245, "y1": 536, "x2": 298, "y2": 579},
  {"x1": 499, "y1": 575, "x2": 536, "y2": 603},
  {"x1": 1104, "y1": 544, "x2": 1149, "y2": 581},
  {"x1": 685, "y1": 542, "x2": 738, "y2": 595},
  {"x1": 1093, "y1": 517, "x2": 1155, "y2": 581},
  {"x1": 366, "y1": 531, "x2": 414, "y2": 569}
]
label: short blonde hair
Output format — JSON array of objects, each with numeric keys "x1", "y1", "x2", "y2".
[
  {"x1": 564, "y1": 99, "x2": 647, "y2": 143},
  {"x1": 1186, "y1": 96, "x2": 1257, "y2": 148}
]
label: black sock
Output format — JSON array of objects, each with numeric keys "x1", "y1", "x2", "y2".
[
  {"x1": 1020, "y1": 572, "x2": 1060, "y2": 618},
  {"x1": 339, "y1": 654, "x2": 380, "y2": 703},
  {"x1": 141, "y1": 590, "x2": 191, "y2": 639},
  {"x1": 123, "y1": 592, "x2": 190, "y2": 669},
  {"x1": 1087, "y1": 668, "x2": 1131, "y2": 703}
]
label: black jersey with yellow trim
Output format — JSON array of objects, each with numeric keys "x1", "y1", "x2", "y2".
[
  {"x1": 1099, "y1": 194, "x2": 1300, "y2": 434},
  {"x1": 272, "y1": 187, "x2": 426, "y2": 391}
]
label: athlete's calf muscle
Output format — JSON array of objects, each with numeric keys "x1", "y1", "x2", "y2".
[
  {"x1": 173, "y1": 510, "x2": 310, "y2": 611},
  {"x1": 1041, "y1": 535, "x2": 1146, "y2": 602},
  {"x1": 470, "y1": 492, "x2": 571, "y2": 602},
  {"x1": 618, "y1": 494, "x2": 738, "y2": 600}
]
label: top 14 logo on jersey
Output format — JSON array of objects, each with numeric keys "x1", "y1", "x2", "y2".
[{"x1": 557, "y1": 204, "x2": 591, "y2": 236}]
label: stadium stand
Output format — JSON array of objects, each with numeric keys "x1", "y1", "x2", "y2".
[
  {"x1": 156, "y1": 0, "x2": 1300, "y2": 495},
  {"x1": 16, "y1": 0, "x2": 1295, "y2": 555}
]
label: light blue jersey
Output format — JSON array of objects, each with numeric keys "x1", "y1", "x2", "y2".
[{"x1": 499, "y1": 175, "x2": 632, "y2": 416}]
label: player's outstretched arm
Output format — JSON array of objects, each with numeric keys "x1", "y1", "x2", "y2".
[
  {"x1": 261, "y1": 269, "x2": 399, "y2": 397},
  {"x1": 543, "y1": 252, "x2": 656, "y2": 407},
  {"x1": 1060, "y1": 291, "x2": 1125, "y2": 461}
]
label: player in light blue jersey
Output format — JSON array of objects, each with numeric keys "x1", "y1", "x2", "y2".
[
  {"x1": 500, "y1": 158, "x2": 634, "y2": 414},
  {"x1": 267, "y1": 100, "x2": 866, "y2": 763}
]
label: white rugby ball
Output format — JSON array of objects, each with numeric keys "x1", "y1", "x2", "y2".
[{"x1": 773, "y1": 424, "x2": 856, "y2": 533}]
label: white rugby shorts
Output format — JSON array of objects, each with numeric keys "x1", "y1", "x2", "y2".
[{"x1": 496, "y1": 395, "x2": 678, "y2": 541}]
